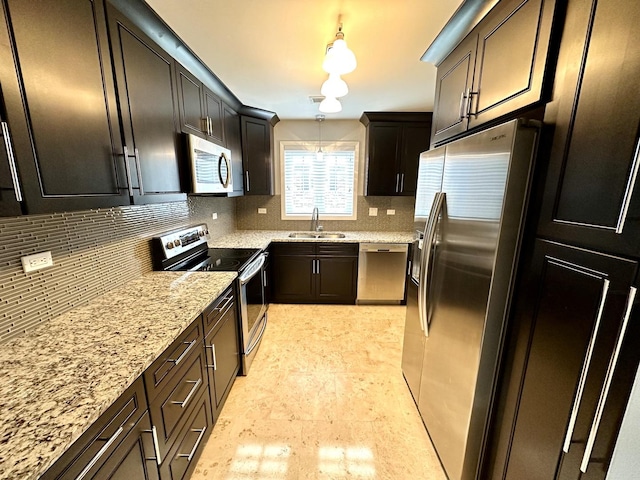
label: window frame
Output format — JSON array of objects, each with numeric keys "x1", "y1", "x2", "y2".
[{"x1": 279, "y1": 140, "x2": 359, "y2": 221}]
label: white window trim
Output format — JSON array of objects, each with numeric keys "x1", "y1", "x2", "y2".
[{"x1": 280, "y1": 140, "x2": 359, "y2": 221}]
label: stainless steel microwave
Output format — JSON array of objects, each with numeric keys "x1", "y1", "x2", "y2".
[{"x1": 186, "y1": 133, "x2": 233, "y2": 194}]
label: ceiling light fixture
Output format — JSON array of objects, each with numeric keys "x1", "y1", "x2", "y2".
[
  {"x1": 322, "y1": 23, "x2": 357, "y2": 75},
  {"x1": 319, "y1": 96, "x2": 342, "y2": 114},
  {"x1": 316, "y1": 114, "x2": 324, "y2": 161},
  {"x1": 321, "y1": 73, "x2": 348, "y2": 98}
]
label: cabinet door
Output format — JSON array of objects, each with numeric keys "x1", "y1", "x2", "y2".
[
  {"x1": 399, "y1": 124, "x2": 431, "y2": 196},
  {"x1": 92, "y1": 412, "x2": 159, "y2": 480},
  {"x1": 0, "y1": 0, "x2": 129, "y2": 214},
  {"x1": 270, "y1": 244, "x2": 315, "y2": 303},
  {"x1": 241, "y1": 116, "x2": 274, "y2": 195},
  {"x1": 223, "y1": 103, "x2": 244, "y2": 196},
  {"x1": 500, "y1": 240, "x2": 637, "y2": 480},
  {"x1": 315, "y1": 256, "x2": 358, "y2": 304},
  {"x1": 431, "y1": 34, "x2": 477, "y2": 146},
  {"x1": 365, "y1": 123, "x2": 402, "y2": 195},
  {"x1": 176, "y1": 65, "x2": 207, "y2": 138},
  {"x1": 537, "y1": 0, "x2": 640, "y2": 257},
  {"x1": 107, "y1": 5, "x2": 185, "y2": 204},
  {"x1": 206, "y1": 300, "x2": 240, "y2": 415},
  {"x1": 469, "y1": 0, "x2": 556, "y2": 129},
  {"x1": 203, "y1": 86, "x2": 224, "y2": 144}
]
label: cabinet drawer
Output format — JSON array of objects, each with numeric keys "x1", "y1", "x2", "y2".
[
  {"x1": 159, "y1": 391, "x2": 212, "y2": 480},
  {"x1": 317, "y1": 243, "x2": 358, "y2": 257},
  {"x1": 149, "y1": 348, "x2": 207, "y2": 458},
  {"x1": 144, "y1": 320, "x2": 204, "y2": 399},
  {"x1": 202, "y1": 287, "x2": 234, "y2": 336},
  {"x1": 42, "y1": 377, "x2": 147, "y2": 480},
  {"x1": 270, "y1": 242, "x2": 315, "y2": 256}
]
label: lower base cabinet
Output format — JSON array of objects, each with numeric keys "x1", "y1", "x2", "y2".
[
  {"x1": 270, "y1": 242, "x2": 358, "y2": 304},
  {"x1": 43, "y1": 287, "x2": 241, "y2": 480}
]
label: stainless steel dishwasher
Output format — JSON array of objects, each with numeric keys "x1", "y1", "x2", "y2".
[{"x1": 357, "y1": 243, "x2": 409, "y2": 304}]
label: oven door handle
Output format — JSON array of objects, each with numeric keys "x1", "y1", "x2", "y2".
[
  {"x1": 238, "y1": 254, "x2": 266, "y2": 285},
  {"x1": 245, "y1": 313, "x2": 268, "y2": 355}
]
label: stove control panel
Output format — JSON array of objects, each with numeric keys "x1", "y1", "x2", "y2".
[{"x1": 156, "y1": 224, "x2": 209, "y2": 260}]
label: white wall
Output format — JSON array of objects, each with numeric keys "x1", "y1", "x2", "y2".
[{"x1": 607, "y1": 366, "x2": 640, "y2": 479}]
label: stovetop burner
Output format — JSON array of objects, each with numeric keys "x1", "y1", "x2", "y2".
[{"x1": 181, "y1": 247, "x2": 261, "y2": 272}]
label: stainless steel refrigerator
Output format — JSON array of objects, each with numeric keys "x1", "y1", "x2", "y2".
[{"x1": 402, "y1": 119, "x2": 539, "y2": 480}]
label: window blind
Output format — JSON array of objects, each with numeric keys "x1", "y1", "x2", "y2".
[{"x1": 283, "y1": 149, "x2": 355, "y2": 216}]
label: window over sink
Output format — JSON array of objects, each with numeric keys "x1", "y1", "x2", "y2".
[{"x1": 280, "y1": 141, "x2": 358, "y2": 220}]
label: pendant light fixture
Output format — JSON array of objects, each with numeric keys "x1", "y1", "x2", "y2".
[
  {"x1": 319, "y1": 96, "x2": 342, "y2": 114},
  {"x1": 316, "y1": 114, "x2": 325, "y2": 161},
  {"x1": 321, "y1": 73, "x2": 348, "y2": 98},
  {"x1": 322, "y1": 24, "x2": 357, "y2": 75}
]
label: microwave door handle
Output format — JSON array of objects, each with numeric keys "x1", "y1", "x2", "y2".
[{"x1": 219, "y1": 153, "x2": 230, "y2": 187}]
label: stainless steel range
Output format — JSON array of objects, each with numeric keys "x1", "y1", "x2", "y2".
[{"x1": 151, "y1": 224, "x2": 267, "y2": 374}]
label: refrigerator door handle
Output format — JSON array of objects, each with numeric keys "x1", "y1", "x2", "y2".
[
  {"x1": 580, "y1": 286, "x2": 637, "y2": 473},
  {"x1": 418, "y1": 192, "x2": 445, "y2": 337}
]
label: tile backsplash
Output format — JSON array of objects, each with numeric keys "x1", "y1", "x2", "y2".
[
  {"x1": 0, "y1": 196, "x2": 234, "y2": 343},
  {"x1": 236, "y1": 195, "x2": 415, "y2": 232}
]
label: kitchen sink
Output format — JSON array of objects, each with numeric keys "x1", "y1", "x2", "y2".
[{"x1": 288, "y1": 232, "x2": 346, "y2": 239}]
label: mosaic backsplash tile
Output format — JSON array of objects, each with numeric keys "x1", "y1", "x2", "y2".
[{"x1": 0, "y1": 196, "x2": 235, "y2": 343}]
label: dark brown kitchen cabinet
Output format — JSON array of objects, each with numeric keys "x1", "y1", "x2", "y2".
[
  {"x1": 107, "y1": 4, "x2": 186, "y2": 205},
  {"x1": 223, "y1": 103, "x2": 245, "y2": 196},
  {"x1": 41, "y1": 378, "x2": 157, "y2": 480},
  {"x1": 485, "y1": 240, "x2": 639, "y2": 480},
  {"x1": 176, "y1": 64, "x2": 224, "y2": 145},
  {"x1": 537, "y1": 0, "x2": 640, "y2": 258},
  {"x1": 431, "y1": 0, "x2": 559, "y2": 145},
  {"x1": 202, "y1": 287, "x2": 240, "y2": 420},
  {"x1": 360, "y1": 112, "x2": 432, "y2": 196},
  {"x1": 270, "y1": 242, "x2": 358, "y2": 304},
  {"x1": 0, "y1": 0, "x2": 131, "y2": 215},
  {"x1": 240, "y1": 111, "x2": 278, "y2": 195}
]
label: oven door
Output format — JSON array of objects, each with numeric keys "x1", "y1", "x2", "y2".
[{"x1": 238, "y1": 253, "x2": 267, "y2": 363}]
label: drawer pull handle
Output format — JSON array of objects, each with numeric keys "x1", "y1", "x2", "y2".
[
  {"x1": 563, "y1": 279, "x2": 610, "y2": 453},
  {"x1": 172, "y1": 378, "x2": 202, "y2": 409},
  {"x1": 168, "y1": 339, "x2": 197, "y2": 366},
  {"x1": 178, "y1": 427, "x2": 207, "y2": 462},
  {"x1": 206, "y1": 344, "x2": 217, "y2": 371},
  {"x1": 615, "y1": 137, "x2": 640, "y2": 234},
  {"x1": 74, "y1": 426, "x2": 124, "y2": 480},
  {"x1": 1, "y1": 121, "x2": 23, "y2": 202},
  {"x1": 142, "y1": 425, "x2": 163, "y2": 465},
  {"x1": 122, "y1": 146, "x2": 134, "y2": 197},
  {"x1": 580, "y1": 286, "x2": 637, "y2": 473},
  {"x1": 133, "y1": 147, "x2": 144, "y2": 196}
]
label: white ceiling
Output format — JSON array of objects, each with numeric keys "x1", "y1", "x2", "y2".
[{"x1": 146, "y1": 0, "x2": 463, "y2": 120}]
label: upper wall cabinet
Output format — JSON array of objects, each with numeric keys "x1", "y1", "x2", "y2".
[
  {"x1": 223, "y1": 103, "x2": 244, "y2": 197},
  {"x1": 176, "y1": 64, "x2": 224, "y2": 145},
  {"x1": 360, "y1": 112, "x2": 432, "y2": 196},
  {"x1": 537, "y1": 0, "x2": 640, "y2": 258},
  {"x1": 0, "y1": 0, "x2": 131, "y2": 215},
  {"x1": 431, "y1": 0, "x2": 559, "y2": 145},
  {"x1": 240, "y1": 110, "x2": 279, "y2": 196},
  {"x1": 107, "y1": 4, "x2": 186, "y2": 205}
]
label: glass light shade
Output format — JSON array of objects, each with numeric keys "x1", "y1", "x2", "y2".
[
  {"x1": 319, "y1": 96, "x2": 342, "y2": 113},
  {"x1": 322, "y1": 39, "x2": 357, "y2": 75},
  {"x1": 321, "y1": 74, "x2": 348, "y2": 98}
]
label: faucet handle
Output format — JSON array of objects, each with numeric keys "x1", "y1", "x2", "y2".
[{"x1": 316, "y1": 225, "x2": 324, "y2": 232}]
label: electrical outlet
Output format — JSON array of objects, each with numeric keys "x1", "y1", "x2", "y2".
[
  {"x1": 369, "y1": 207, "x2": 378, "y2": 216},
  {"x1": 21, "y1": 251, "x2": 53, "y2": 273},
  {"x1": 211, "y1": 212, "x2": 218, "y2": 220},
  {"x1": 258, "y1": 208, "x2": 267, "y2": 214},
  {"x1": 387, "y1": 209, "x2": 396, "y2": 215}
]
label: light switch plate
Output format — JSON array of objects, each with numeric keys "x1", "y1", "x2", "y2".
[
  {"x1": 387, "y1": 209, "x2": 396, "y2": 215},
  {"x1": 211, "y1": 212, "x2": 218, "y2": 220},
  {"x1": 369, "y1": 207, "x2": 378, "y2": 216},
  {"x1": 258, "y1": 208, "x2": 267, "y2": 214},
  {"x1": 21, "y1": 251, "x2": 53, "y2": 273}
]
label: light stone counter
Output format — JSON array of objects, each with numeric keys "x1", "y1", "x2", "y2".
[
  {"x1": 209, "y1": 230, "x2": 415, "y2": 250},
  {"x1": 0, "y1": 271, "x2": 237, "y2": 480}
]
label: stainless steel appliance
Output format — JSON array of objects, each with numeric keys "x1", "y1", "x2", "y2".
[
  {"x1": 152, "y1": 224, "x2": 267, "y2": 374},
  {"x1": 401, "y1": 119, "x2": 539, "y2": 480},
  {"x1": 187, "y1": 134, "x2": 233, "y2": 194},
  {"x1": 357, "y1": 243, "x2": 408, "y2": 303}
]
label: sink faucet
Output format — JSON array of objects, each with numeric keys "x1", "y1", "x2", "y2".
[{"x1": 310, "y1": 207, "x2": 322, "y2": 232}]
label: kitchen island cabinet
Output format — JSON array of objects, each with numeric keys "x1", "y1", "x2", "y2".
[
  {"x1": 360, "y1": 112, "x2": 432, "y2": 196},
  {"x1": 107, "y1": 4, "x2": 186, "y2": 205},
  {"x1": 0, "y1": 0, "x2": 130, "y2": 214},
  {"x1": 270, "y1": 242, "x2": 358, "y2": 304},
  {"x1": 430, "y1": 0, "x2": 559, "y2": 145}
]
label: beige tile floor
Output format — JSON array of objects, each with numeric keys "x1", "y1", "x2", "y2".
[{"x1": 191, "y1": 304, "x2": 446, "y2": 479}]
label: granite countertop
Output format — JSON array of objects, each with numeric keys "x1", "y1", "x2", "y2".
[
  {"x1": 0, "y1": 271, "x2": 237, "y2": 480},
  {"x1": 209, "y1": 230, "x2": 415, "y2": 250}
]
